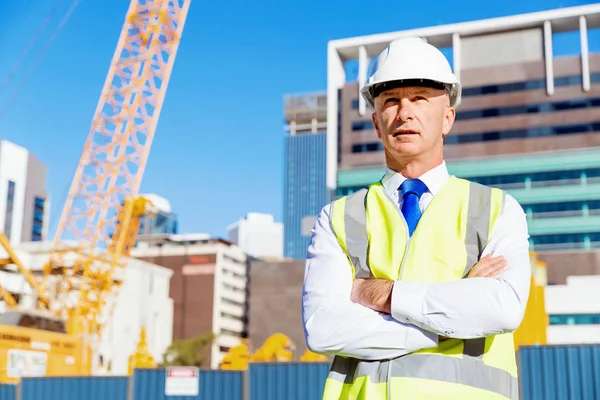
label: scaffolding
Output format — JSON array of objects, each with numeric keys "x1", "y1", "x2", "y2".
[{"x1": 283, "y1": 92, "x2": 327, "y2": 135}]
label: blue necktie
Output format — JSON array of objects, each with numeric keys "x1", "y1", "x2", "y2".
[{"x1": 400, "y1": 179, "x2": 428, "y2": 236}]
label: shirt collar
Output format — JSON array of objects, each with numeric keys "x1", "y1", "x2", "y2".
[{"x1": 381, "y1": 161, "x2": 450, "y2": 197}]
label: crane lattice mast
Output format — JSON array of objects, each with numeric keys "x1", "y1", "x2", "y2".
[{"x1": 38, "y1": 0, "x2": 190, "y2": 337}]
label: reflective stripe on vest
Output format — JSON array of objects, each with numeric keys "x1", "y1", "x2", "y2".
[
  {"x1": 325, "y1": 176, "x2": 517, "y2": 400},
  {"x1": 328, "y1": 353, "x2": 517, "y2": 399}
]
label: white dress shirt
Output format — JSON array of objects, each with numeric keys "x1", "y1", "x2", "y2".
[{"x1": 302, "y1": 161, "x2": 531, "y2": 361}]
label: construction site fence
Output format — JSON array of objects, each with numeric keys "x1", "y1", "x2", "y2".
[{"x1": 0, "y1": 345, "x2": 597, "y2": 399}]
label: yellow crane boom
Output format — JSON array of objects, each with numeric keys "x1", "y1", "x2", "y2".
[
  {"x1": 0, "y1": 0, "x2": 190, "y2": 366},
  {"x1": 38, "y1": 0, "x2": 190, "y2": 339}
]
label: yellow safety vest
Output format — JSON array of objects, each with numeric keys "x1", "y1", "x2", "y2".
[{"x1": 324, "y1": 175, "x2": 519, "y2": 400}]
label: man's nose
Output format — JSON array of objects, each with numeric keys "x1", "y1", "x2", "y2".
[{"x1": 396, "y1": 98, "x2": 415, "y2": 121}]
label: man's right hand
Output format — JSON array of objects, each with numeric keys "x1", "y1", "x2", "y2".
[{"x1": 467, "y1": 254, "x2": 507, "y2": 278}]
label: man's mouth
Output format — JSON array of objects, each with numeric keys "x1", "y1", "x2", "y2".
[{"x1": 393, "y1": 130, "x2": 419, "y2": 137}]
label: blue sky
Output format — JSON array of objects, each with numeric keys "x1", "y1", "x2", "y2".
[{"x1": 0, "y1": 0, "x2": 598, "y2": 239}]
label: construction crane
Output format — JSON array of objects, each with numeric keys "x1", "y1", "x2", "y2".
[{"x1": 0, "y1": 0, "x2": 191, "y2": 377}]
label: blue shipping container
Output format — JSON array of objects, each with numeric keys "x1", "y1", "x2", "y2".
[
  {"x1": 519, "y1": 344, "x2": 600, "y2": 400},
  {"x1": 132, "y1": 368, "x2": 243, "y2": 400},
  {"x1": 20, "y1": 376, "x2": 129, "y2": 400},
  {"x1": 249, "y1": 362, "x2": 330, "y2": 400},
  {"x1": 0, "y1": 385, "x2": 15, "y2": 400}
]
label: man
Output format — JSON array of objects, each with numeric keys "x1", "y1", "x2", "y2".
[{"x1": 302, "y1": 37, "x2": 531, "y2": 400}]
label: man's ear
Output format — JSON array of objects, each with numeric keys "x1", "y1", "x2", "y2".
[
  {"x1": 372, "y1": 112, "x2": 382, "y2": 139},
  {"x1": 442, "y1": 106, "x2": 456, "y2": 137}
]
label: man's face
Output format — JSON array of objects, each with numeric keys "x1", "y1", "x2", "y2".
[{"x1": 371, "y1": 85, "x2": 455, "y2": 165}]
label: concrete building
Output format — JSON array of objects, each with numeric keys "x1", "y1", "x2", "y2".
[
  {"x1": 545, "y1": 275, "x2": 600, "y2": 345},
  {"x1": 247, "y1": 259, "x2": 307, "y2": 357},
  {"x1": 538, "y1": 250, "x2": 600, "y2": 285},
  {"x1": 0, "y1": 141, "x2": 49, "y2": 244},
  {"x1": 227, "y1": 212, "x2": 283, "y2": 259},
  {"x1": 282, "y1": 92, "x2": 329, "y2": 260},
  {"x1": 327, "y1": 4, "x2": 600, "y2": 255},
  {"x1": 131, "y1": 234, "x2": 249, "y2": 369},
  {"x1": 3, "y1": 240, "x2": 174, "y2": 375}
]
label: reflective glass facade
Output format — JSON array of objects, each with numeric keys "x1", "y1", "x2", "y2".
[
  {"x1": 549, "y1": 314, "x2": 600, "y2": 325},
  {"x1": 283, "y1": 132, "x2": 328, "y2": 260},
  {"x1": 139, "y1": 210, "x2": 179, "y2": 236},
  {"x1": 4, "y1": 181, "x2": 15, "y2": 240},
  {"x1": 31, "y1": 196, "x2": 45, "y2": 241}
]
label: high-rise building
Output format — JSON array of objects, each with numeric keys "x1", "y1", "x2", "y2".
[
  {"x1": 0, "y1": 140, "x2": 49, "y2": 244},
  {"x1": 326, "y1": 4, "x2": 600, "y2": 257},
  {"x1": 247, "y1": 258, "x2": 308, "y2": 357},
  {"x1": 227, "y1": 212, "x2": 283, "y2": 259},
  {"x1": 138, "y1": 193, "x2": 178, "y2": 237},
  {"x1": 282, "y1": 92, "x2": 329, "y2": 260}
]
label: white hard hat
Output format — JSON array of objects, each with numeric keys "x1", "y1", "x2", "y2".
[{"x1": 360, "y1": 37, "x2": 462, "y2": 109}]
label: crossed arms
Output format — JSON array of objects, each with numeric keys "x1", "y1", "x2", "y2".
[{"x1": 301, "y1": 194, "x2": 532, "y2": 361}]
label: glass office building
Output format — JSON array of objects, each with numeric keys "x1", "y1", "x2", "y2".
[{"x1": 282, "y1": 93, "x2": 329, "y2": 260}]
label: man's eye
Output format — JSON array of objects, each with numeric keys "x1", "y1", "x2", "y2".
[{"x1": 384, "y1": 97, "x2": 399, "y2": 104}]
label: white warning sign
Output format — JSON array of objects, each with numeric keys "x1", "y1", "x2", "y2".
[
  {"x1": 165, "y1": 366, "x2": 199, "y2": 396},
  {"x1": 7, "y1": 349, "x2": 48, "y2": 378}
]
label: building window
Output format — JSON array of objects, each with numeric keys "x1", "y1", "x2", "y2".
[
  {"x1": 349, "y1": 73, "x2": 600, "y2": 105},
  {"x1": 220, "y1": 328, "x2": 240, "y2": 336},
  {"x1": 549, "y1": 314, "x2": 600, "y2": 325},
  {"x1": 352, "y1": 142, "x2": 384, "y2": 153},
  {"x1": 220, "y1": 312, "x2": 244, "y2": 322},
  {"x1": 444, "y1": 121, "x2": 600, "y2": 145},
  {"x1": 31, "y1": 196, "x2": 45, "y2": 242},
  {"x1": 526, "y1": 200, "x2": 600, "y2": 218},
  {"x1": 461, "y1": 72, "x2": 600, "y2": 97},
  {"x1": 349, "y1": 119, "x2": 600, "y2": 151},
  {"x1": 4, "y1": 181, "x2": 15, "y2": 240},
  {"x1": 351, "y1": 120, "x2": 374, "y2": 131},
  {"x1": 529, "y1": 232, "x2": 600, "y2": 251},
  {"x1": 468, "y1": 167, "x2": 600, "y2": 189},
  {"x1": 139, "y1": 210, "x2": 178, "y2": 236},
  {"x1": 456, "y1": 97, "x2": 600, "y2": 121}
]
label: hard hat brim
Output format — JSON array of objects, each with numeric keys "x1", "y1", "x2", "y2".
[{"x1": 361, "y1": 78, "x2": 462, "y2": 110}]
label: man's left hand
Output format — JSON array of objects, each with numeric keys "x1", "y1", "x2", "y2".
[{"x1": 351, "y1": 278, "x2": 394, "y2": 314}]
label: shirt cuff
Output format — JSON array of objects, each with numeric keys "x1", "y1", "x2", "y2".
[{"x1": 391, "y1": 281, "x2": 428, "y2": 326}]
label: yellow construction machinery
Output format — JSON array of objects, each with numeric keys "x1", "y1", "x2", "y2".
[
  {"x1": 219, "y1": 333, "x2": 328, "y2": 371},
  {"x1": 299, "y1": 348, "x2": 329, "y2": 362},
  {"x1": 0, "y1": 0, "x2": 190, "y2": 382},
  {"x1": 127, "y1": 326, "x2": 157, "y2": 374},
  {"x1": 513, "y1": 251, "x2": 549, "y2": 350}
]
